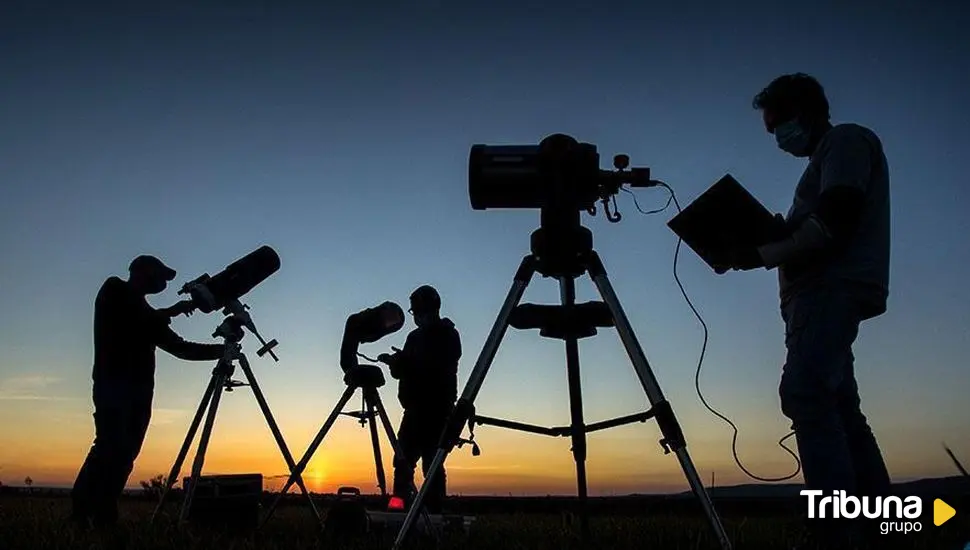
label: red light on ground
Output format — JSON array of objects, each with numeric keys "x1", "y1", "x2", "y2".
[{"x1": 388, "y1": 496, "x2": 405, "y2": 510}]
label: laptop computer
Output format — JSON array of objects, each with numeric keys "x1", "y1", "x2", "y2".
[{"x1": 666, "y1": 174, "x2": 788, "y2": 271}]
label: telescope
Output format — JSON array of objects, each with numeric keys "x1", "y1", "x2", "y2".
[
  {"x1": 390, "y1": 136, "x2": 734, "y2": 550},
  {"x1": 178, "y1": 245, "x2": 282, "y2": 360},
  {"x1": 260, "y1": 300, "x2": 434, "y2": 530},
  {"x1": 340, "y1": 301, "x2": 406, "y2": 372},
  {"x1": 468, "y1": 133, "x2": 658, "y2": 221},
  {"x1": 178, "y1": 245, "x2": 281, "y2": 314},
  {"x1": 152, "y1": 243, "x2": 317, "y2": 528}
]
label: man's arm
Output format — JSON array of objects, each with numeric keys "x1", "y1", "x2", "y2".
[
  {"x1": 436, "y1": 330, "x2": 461, "y2": 376},
  {"x1": 757, "y1": 128, "x2": 870, "y2": 269},
  {"x1": 155, "y1": 323, "x2": 225, "y2": 361},
  {"x1": 157, "y1": 299, "x2": 197, "y2": 319},
  {"x1": 385, "y1": 333, "x2": 418, "y2": 380}
]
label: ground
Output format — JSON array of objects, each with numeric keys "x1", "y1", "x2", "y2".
[{"x1": 0, "y1": 495, "x2": 967, "y2": 549}]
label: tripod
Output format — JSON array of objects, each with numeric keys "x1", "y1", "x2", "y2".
[
  {"x1": 392, "y1": 221, "x2": 733, "y2": 550},
  {"x1": 151, "y1": 311, "x2": 321, "y2": 525},
  {"x1": 260, "y1": 364, "x2": 437, "y2": 535},
  {"x1": 341, "y1": 384, "x2": 392, "y2": 498}
]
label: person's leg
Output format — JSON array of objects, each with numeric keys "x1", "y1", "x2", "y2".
[
  {"x1": 392, "y1": 411, "x2": 422, "y2": 503},
  {"x1": 77, "y1": 381, "x2": 130, "y2": 528},
  {"x1": 71, "y1": 435, "x2": 101, "y2": 523},
  {"x1": 71, "y1": 383, "x2": 109, "y2": 523},
  {"x1": 835, "y1": 347, "x2": 892, "y2": 498},
  {"x1": 419, "y1": 413, "x2": 448, "y2": 513},
  {"x1": 780, "y1": 285, "x2": 862, "y2": 495},
  {"x1": 780, "y1": 285, "x2": 865, "y2": 544},
  {"x1": 95, "y1": 389, "x2": 154, "y2": 526}
]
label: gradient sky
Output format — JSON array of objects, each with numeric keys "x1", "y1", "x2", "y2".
[{"x1": 1, "y1": 2, "x2": 967, "y2": 496}]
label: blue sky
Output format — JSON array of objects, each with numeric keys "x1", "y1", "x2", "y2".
[{"x1": 0, "y1": 1, "x2": 967, "y2": 494}]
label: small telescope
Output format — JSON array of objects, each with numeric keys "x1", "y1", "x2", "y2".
[
  {"x1": 340, "y1": 301, "x2": 406, "y2": 372},
  {"x1": 468, "y1": 133, "x2": 657, "y2": 221},
  {"x1": 178, "y1": 245, "x2": 282, "y2": 360}
]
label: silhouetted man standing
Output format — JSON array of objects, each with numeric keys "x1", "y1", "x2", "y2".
[
  {"x1": 71, "y1": 255, "x2": 227, "y2": 528},
  {"x1": 722, "y1": 73, "x2": 892, "y2": 546},
  {"x1": 379, "y1": 285, "x2": 461, "y2": 513}
]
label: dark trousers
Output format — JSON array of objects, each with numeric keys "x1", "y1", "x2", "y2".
[
  {"x1": 780, "y1": 283, "x2": 892, "y2": 535},
  {"x1": 71, "y1": 379, "x2": 153, "y2": 526},
  {"x1": 393, "y1": 407, "x2": 449, "y2": 513}
]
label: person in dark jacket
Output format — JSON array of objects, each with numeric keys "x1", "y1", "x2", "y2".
[
  {"x1": 71, "y1": 255, "x2": 228, "y2": 528},
  {"x1": 378, "y1": 285, "x2": 461, "y2": 513}
]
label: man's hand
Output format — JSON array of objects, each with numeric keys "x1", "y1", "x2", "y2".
[
  {"x1": 730, "y1": 245, "x2": 765, "y2": 271},
  {"x1": 161, "y1": 299, "x2": 197, "y2": 318},
  {"x1": 712, "y1": 246, "x2": 765, "y2": 274},
  {"x1": 378, "y1": 347, "x2": 402, "y2": 365}
]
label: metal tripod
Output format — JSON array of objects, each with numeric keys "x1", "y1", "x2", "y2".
[
  {"x1": 260, "y1": 364, "x2": 437, "y2": 535},
  {"x1": 150, "y1": 313, "x2": 321, "y2": 525},
  {"x1": 342, "y1": 388, "x2": 393, "y2": 498},
  {"x1": 391, "y1": 224, "x2": 733, "y2": 550}
]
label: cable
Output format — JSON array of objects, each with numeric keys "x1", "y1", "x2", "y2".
[{"x1": 622, "y1": 184, "x2": 802, "y2": 483}]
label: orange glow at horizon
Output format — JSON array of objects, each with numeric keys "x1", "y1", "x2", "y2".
[
  {"x1": 2, "y1": 416, "x2": 964, "y2": 496},
  {"x1": 2, "y1": 372, "x2": 965, "y2": 496}
]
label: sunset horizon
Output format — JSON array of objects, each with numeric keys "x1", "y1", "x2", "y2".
[{"x1": 3, "y1": 361, "x2": 964, "y2": 496}]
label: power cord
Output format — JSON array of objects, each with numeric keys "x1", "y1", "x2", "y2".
[{"x1": 621, "y1": 185, "x2": 802, "y2": 483}]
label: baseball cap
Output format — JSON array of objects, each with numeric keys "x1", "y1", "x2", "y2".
[{"x1": 128, "y1": 255, "x2": 177, "y2": 281}]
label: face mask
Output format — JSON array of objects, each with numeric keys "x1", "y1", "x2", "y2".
[{"x1": 774, "y1": 120, "x2": 811, "y2": 156}]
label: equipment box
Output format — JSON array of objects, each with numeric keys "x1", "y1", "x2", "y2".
[{"x1": 182, "y1": 474, "x2": 263, "y2": 528}]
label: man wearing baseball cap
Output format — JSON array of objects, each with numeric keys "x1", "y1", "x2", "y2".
[{"x1": 70, "y1": 254, "x2": 228, "y2": 529}]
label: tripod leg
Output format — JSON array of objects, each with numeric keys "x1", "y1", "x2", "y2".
[
  {"x1": 371, "y1": 391, "x2": 438, "y2": 538},
  {"x1": 559, "y1": 276, "x2": 591, "y2": 542},
  {"x1": 364, "y1": 392, "x2": 388, "y2": 497},
  {"x1": 179, "y1": 371, "x2": 229, "y2": 524},
  {"x1": 237, "y1": 356, "x2": 322, "y2": 525},
  {"x1": 587, "y1": 253, "x2": 733, "y2": 550},
  {"x1": 261, "y1": 384, "x2": 358, "y2": 527},
  {"x1": 151, "y1": 372, "x2": 219, "y2": 523},
  {"x1": 391, "y1": 255, "x2": 536, "y2": 550}
]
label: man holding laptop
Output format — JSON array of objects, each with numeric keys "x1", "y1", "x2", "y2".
[{"x1": 707, "y1": 73, "x2": 892, "y2": 545}]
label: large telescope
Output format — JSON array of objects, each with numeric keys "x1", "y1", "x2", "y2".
[
  {"x1": 468, "y1": 133, "x2": 656, "y2": 214},
  {"x1": 178, "y1": 245, "x2": 281, "y2": 314},
  {"x1": 340, "y1": 301, "x2": 405, "y2": 372},
  {"x1": 178, "y1": 245, "x2": 282, "y2": 360}
]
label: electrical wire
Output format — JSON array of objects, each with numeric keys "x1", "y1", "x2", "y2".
[{"x1": 621, "y1": 184, "x2": 802, "y2": 483}]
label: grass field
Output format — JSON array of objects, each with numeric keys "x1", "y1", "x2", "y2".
[{"x1": 1, "y1": 494, "x2": 967, "y2": 550}]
